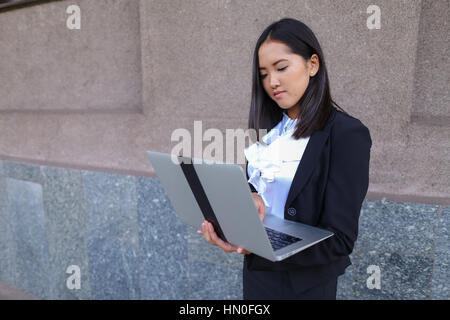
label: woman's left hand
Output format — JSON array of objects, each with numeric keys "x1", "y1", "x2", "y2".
[{"x1": 197, "y1": 220, "x2": 252, "y2": 255}]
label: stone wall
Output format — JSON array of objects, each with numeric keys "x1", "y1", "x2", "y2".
[{"x1": 0, "y1": 160, "x2": 448, "y2": 299}]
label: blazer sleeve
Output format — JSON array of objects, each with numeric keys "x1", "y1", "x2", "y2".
[{"x1": 282, "y1": 118, "x2": 372, "y2": 267}]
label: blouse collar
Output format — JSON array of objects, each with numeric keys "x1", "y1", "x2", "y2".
[
  {"x1": 281, "y1": 112, "x2": 298, "y2": 134},
  {"x1": 260, "y1": 112, "x2": 298, "y2": 145}
]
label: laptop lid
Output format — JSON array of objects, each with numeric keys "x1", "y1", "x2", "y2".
[
  {"x1": 146, "y1": 150, "x2": 332, "y2": 262},
  {"x1": 146, "y1": 151, "x2": 204, "y2": 228},
  {"x1": 146, "y1": 150, "x2": 275, "y2": 260},
  {"x1": 192, "y1": 159, "x2": 276, "y2": 260}
]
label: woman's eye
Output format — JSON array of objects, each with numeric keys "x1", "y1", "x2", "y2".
[{"x1": 260, "y1": 67, "x2": 287, "y2": 79}]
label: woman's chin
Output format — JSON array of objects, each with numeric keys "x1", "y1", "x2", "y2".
[{"x1": 278, "y1": 104, "x2": 294, "y2": 111}]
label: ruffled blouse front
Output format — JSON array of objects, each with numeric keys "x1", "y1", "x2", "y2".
[{"x1": 244, "y1": 112, "x2": 310, "y2": 218}]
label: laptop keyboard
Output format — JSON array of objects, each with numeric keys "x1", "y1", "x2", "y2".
[{"x1": 265, "y1": 227, "x2": 302, "y2": 251}]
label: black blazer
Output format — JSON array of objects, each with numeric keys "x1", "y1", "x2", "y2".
[{"x1": 244, "y1": 107, "x2": 372, "y2": 291}]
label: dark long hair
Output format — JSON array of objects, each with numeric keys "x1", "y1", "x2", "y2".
[{"x1": 248, "y1": 18, "x2": 347, "y2": 140}]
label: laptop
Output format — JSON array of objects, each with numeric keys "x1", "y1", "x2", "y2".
[{"x1": 146, "y1": 151, "x2": 333, "y2": 262}]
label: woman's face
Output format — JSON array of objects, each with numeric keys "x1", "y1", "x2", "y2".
[{"x1": 258, "y1": 40, "x2": 318, "y2": 119}]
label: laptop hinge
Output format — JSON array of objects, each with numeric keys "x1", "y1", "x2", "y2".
[{"x1": 179, "y1": 157, "x2": 228, "y2": 242}]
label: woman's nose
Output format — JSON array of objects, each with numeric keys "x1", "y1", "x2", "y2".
[{"x1": 270, "y1": 75, "x2": 280, "y2": 88}]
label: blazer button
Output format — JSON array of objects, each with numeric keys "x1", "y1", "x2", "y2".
[{"x1": 287, "y1": 207, "x2": 296, "y2": 216}]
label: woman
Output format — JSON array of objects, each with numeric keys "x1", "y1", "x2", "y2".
[{"x1": 198, "y1": 18, "x2": 371, "y2": 299}]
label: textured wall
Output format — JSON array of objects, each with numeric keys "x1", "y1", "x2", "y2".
[
  {"x1": 0, "y1": 160, "x2": 448, "y2": 299},
  {"x1": 0, "y1": 0, "x2": 142, "y2": 113},
  {"x1": 0, "y1": 0, "x2": 448, "y2": 202},
  {"x1": 412, "y1": 0, "x2": 450, "y2": 122}
]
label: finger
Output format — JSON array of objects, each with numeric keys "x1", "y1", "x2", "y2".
[
  {"x1": 260, "y1": 206, "x2": 266, "y2": 220},
  {"x1": 207, "y1": 222, "x2": 238, "y2": 252},
  {"x1": 260, "y1": 202, "x2": 266, "y2": 212},
  {"x1": 204, "y1": 222, "x2": 219, "y2": 246},
  {"x1": 237, "y1": 247, "x2": 251, "y2": 255},
  {"x1": 257, "y1": 207, "x2": 263, "y2": 220},
  {"x1": 207, "y1": 222, "x2": 222, "y2": 245},
  {"x1": 202, "y1": 222, "x2": 212, "y2": 243}
]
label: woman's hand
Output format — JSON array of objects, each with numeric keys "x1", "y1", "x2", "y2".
[
  {"x1": 197, "y1": 221, "x2": 251, "y2": 255},
  {"x1": 251, "y1": 192, "x2": 266, "y2": 221}
]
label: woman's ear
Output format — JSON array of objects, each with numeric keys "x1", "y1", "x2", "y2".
[{"x1": 309, "y1": 54, "x2": 320, "y2": 77}]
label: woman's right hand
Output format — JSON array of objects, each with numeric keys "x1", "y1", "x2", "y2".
[{"x1": 251, "y1": 192, "x2": 266, "y2": 221}]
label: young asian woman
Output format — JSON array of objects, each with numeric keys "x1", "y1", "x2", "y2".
[{"x1": 198, "y1": 18, "x2": 372, "y2": 300}]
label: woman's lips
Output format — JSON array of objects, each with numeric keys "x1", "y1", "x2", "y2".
[{"x1": 274, "y1": 91, "x2": 285, "y2": 98}]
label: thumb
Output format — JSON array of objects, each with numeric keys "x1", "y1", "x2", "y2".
[{"x1": 258, "y1": 203, "x2": 265, "y2": 220}]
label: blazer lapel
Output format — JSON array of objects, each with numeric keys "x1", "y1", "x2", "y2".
[{"x1": 285, "y1": 108, "x2": 336, "y2": 208}]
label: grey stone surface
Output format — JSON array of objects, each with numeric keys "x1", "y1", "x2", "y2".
[
  {"x1": 137, "y1": 177, "x2": 189, "y2": 299},
  {"x1": 6, "y1": 178, "x2": 50, "y2": 299},
  {"x1": 432, "y1": 206, "x2": 449, "y2": 299},
  {"x1": 336, "y1": 261, "x2": 354, "y2": 300},
  {"x1": 83, "y1": 171, "x2": 139, "y2": 244},
  {"x1": 188, "y1": 261, "x2": 242, "y2": 300},
  {"x1": 352, "y1": 250, "x2": 433, "y2": 300},
  {"x1": 1, "y1": 160, "x2": 448, "y2": 300},
  {"x1": 352, "y1": 199, "x2": 439, "y2": 300},
  {"x1": 41, "y1": 166, "x2": 91, "y2": 300},
  {"x1": 2, "y1": 161, "x2": 42, "y2": 184},
  {"x1": 87, "y1": 237, "x2": 140, "y2": 300},
  {"x1": 140, "y1": 272, "x2": 189, "y2": 300},
  {"x1": 356, "y1": 200, "x2": 439, "y2": 256},
  {"x1": 0, "y1": 161, "x2": 16, "y2": 286}
]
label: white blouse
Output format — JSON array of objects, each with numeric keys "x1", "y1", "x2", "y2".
[{"x1": 244, "y1": 112, "x2": 310, "y2": 219}]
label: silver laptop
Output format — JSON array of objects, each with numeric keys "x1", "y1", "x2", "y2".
[{"x1": 146, "y1": 151, "x2": 333, "y2": 262}]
